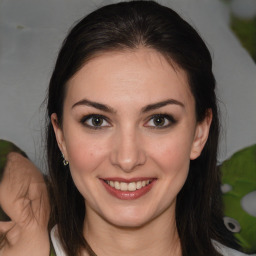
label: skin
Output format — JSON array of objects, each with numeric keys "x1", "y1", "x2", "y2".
[
  {"x1": 0, "y1": 152, "x2": 50, "y2": 256},
  {"x1": 52, "y1": 48, "x2": 212, "y2": 256}
]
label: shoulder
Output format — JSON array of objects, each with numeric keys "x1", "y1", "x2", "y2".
[{"x1": 213, "y1": 240, "x2": 256, "y2": 256}]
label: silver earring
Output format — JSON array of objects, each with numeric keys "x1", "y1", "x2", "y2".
[{"x1": 62, "y1": 153, "x2": 69, "y2": 166}]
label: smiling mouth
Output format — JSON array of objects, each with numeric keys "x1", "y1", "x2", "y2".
[{"x1": 103, "y1": 179, "x2": 153, "y2": 192}]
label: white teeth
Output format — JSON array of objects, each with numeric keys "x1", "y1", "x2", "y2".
[
  {"x1": 106, "y1": 180, "x2": 151, "y2": 191},
  {"x1": 136, "y1": 181, "x2": 142, "y2": 189},
  {"x1": 128, "y1": 182, "x2": 136, "y2": 191},
  {"x1": 114, "y1": 181, "x2": 120, "y2": 190},
  {"x1": 120, "y1": 182, "x2": 128, "y2": 191}
]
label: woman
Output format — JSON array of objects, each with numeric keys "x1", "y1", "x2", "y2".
[
  {"x1": 0, "y1": 1, "x2": 248, "y2": 256},
  {"x1": 47, "y1": 1, "x2": 244, "y2": 255}
]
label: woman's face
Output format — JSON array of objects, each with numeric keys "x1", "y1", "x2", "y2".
[{"x1": 52, "y1": 48, "x2": 211, "y2": 228}]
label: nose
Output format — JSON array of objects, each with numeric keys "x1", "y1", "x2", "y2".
[{"x1": 110, "y1": 127, "x2": 146, "y2": 172}]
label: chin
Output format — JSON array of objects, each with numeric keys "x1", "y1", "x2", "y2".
[
  {"x1": 109, "y1": 216, "x2": 150, "y2": 229},
  {"x1": 102, "y1": 206, "x2": 157, "y2": 229}
]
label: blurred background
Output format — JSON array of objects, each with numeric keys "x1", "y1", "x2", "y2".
[{"x1": 0, "y1": 0, "x2": 256, "y2": 171}]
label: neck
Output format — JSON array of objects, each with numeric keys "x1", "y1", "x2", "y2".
[{"x1": 82, "y1": 207, "x2": 181, "y2": 256}]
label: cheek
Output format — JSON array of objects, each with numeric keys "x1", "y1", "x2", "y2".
[
  {"x1": 65, "y1": 135, "x2": 108, "y2": 175},
  {"x1": 65, "y1": 138, "x2": 108, "y2": 199},
  {"x1": 150, "y1": 134, "x2": 193, "y2": 176}
]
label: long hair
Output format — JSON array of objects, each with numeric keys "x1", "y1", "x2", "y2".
[{"x1": 46, "y1": 1, "x2": 237, "y2": 255}]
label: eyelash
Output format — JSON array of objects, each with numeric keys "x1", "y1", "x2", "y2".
[{"x1": 80, "y1": 113, "x2": 177, "y2": 130}]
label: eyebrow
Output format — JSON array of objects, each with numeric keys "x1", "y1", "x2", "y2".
[
  {"x1": 141, "y1": 99, "x2": 184, "y2": 113},
  {"x1": 72, "y1": 98, "x2": 116, "y2": 113},
  {"x1": 72, "y1": 98, "x2": 184, "y2": 113}
]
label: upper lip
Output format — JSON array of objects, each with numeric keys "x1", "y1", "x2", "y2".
[{"x1": 100, "y1": 177, "x2": 156, "y2": 182}]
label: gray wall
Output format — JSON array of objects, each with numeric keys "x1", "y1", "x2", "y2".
[{"x1": 0, "y1": 0, "x2": 255, "y2": 171}]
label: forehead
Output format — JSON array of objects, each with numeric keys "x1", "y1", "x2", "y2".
[{"x1": 66, "y1": 48, "x2": 194, "y2": 110}]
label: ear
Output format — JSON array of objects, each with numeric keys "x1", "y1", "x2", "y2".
[
  {"x1": 190, "y1": 109, "x2": 212, "y2": 160},
  {"x1": 51, "y1": 113, "x2": 68, "y2": 160}
]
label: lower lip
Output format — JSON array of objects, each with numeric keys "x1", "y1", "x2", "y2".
[{"x1": 100, "y1": 179, "x2": 156, "y2": 200}]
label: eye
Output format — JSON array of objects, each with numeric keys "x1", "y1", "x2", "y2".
[
  {"x1": 145, "y1": 114, "x2": 176, "y2": 128},
  {"x1": 223, "y1": 217, "x2": 241, "y2": 233},
  {"x1": 81, "y1": 114, "x2": 110, "y2": 129}
]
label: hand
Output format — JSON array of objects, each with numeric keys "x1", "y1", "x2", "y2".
[{"x1": 0, "y1": 152, "x2": 50, "y2": 256}]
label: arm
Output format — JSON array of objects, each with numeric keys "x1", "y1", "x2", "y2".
[{"x1": 0, "y1": 152, "x2": 50, "y2": 256}]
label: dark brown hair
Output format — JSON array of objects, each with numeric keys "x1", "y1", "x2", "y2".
[{"x1": 46, "y1": 1, "x2": 237, "y2": 255}]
